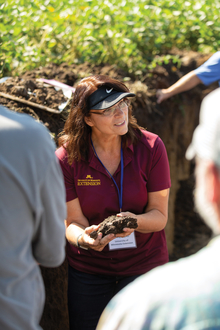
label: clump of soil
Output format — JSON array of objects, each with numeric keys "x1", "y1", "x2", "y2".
[
  {"x1": 90, "y1": 215, "x2": 138, "y2": 239},
  {"x1": 0, "y1": 77, "x2": 69, "y2": 111}
]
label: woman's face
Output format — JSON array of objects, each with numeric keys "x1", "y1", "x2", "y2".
[{"x1": 85, "y1": 99, "x2": 129, "y2": 138}]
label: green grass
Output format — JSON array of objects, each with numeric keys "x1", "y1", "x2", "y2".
[{"x1": 1, "y1": 0, "x2": 220, "y2": 77}]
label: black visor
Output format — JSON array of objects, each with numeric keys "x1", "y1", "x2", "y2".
[{"x1": 88, "y1": 87, "x2": 135, "y2": 111}]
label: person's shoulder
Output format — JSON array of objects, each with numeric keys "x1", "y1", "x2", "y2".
[
  {"x1": 102, "y1": 241, "x2": 220, "y2": 330},
  {"x1": 0, "y1": 106, "x2": 56, "y2": 155},
  {"x1": 138, "y1": 129, "x2": 163, "y2": 151},
  {"x1": 0, "y1": 105, "x2": 34, "y2": 127},
  {"x1": 209, "y1": 51, "x2": 220, "y2": 61},
  {"x1": 55, "y1": 146, "x2": 70, "y2": 166},
  {"x1": 201, "y1": 51, "x2": 220, "y2": 66},
  {"x1": 23, "y1": 114, "x2": 56, "y2": 153},
  {"x1": 0, "y1": 105, "x2": 50, "y2": 137},
  {"x1": 110, "y1": 240, "x2": 220, "y2": 316},
  {"x1": 134, "y1": 237, "x2": 220, "y2": 296},
  {"x1": 55, "y1": 146, "x2": 68, "y2": 158}
]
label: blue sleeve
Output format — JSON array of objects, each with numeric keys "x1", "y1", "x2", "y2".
[{"x1": 194, "y1": 52, "x2": 220, "y2": 86}]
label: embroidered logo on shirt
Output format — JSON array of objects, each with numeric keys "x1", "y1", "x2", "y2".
[{"x1": 77, "y1": 175, "x2": 101, "y2": 186}]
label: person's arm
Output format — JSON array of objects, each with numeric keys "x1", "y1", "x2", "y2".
[
  {"x1": 156, "y1": 71, "x2": 202, "y2": 104},
  {"x1": 33, "y1": 158, "x2": 66, "y2": 267},
  {"x1": 118, "y1": 188, "x2": 170, "y2": 234}
]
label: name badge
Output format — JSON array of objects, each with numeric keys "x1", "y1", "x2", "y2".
[{"x1": 109, "y1": 232, "x2": 137, "y2": 250}]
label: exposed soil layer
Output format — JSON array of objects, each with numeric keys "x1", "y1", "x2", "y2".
[{"x1": 0, "y1": 51, "x2": 216, "y2": 330}]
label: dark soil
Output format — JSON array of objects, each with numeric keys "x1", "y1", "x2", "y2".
[{"x1": 90, "y1": 215, "x2": 138, "y2": 239}]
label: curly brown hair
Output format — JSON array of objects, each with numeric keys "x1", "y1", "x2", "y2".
[{"x1": 58, "y1": 75, "x2": 143, "y2": 164}]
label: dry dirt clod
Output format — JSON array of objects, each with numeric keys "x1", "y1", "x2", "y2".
[
  {"x1": 11, "y1": 86, "x2": 28, "y2": 98},
  {"x1": 90, "y1": 215, "x2": 138, "y2": 239}
]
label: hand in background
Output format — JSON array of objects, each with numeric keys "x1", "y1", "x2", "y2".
[{"x1": 156, "y1": 89, "x2": 171, "y2": 104}]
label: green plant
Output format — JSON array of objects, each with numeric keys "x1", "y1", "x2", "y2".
[{"x1": 1, "y1": 0, "x2": 220, "y2": 77}]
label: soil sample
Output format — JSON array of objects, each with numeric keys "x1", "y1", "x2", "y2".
[{"x1": 90, "y1": 215, "x2": 138, "y2": 239}]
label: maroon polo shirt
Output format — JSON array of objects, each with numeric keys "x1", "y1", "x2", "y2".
[{"x1": 56, "y1": 130, "x2": 171, "y2": 276}]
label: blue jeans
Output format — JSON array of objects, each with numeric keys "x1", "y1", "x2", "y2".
[{"x1": 68, "y1": 266, "x2": 140, "y2": 330}]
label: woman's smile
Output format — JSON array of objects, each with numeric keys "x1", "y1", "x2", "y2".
[{"x1": 114, "y1": 120, "x2": 125, "y2": 126}]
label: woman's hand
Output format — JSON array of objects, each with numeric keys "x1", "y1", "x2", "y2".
[
  {"x1": 79, "y1": 224, "x2": 116, "y2": 252},
  {"x1": 114, "y1": 212, "x2": 137, "y2": 237},
  {"x1": 66, "y1": 198, "x2": 118, "y2": 252}
]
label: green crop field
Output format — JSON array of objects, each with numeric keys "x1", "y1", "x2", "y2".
[{"x1": 1, "y1": 0, "x2": 220, "y2": 78}]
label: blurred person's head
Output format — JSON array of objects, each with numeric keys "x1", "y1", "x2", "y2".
[{"x1": 186, "y1": 88, "x2": 220, "y2": 235}]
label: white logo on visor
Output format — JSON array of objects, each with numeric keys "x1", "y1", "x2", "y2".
[{"x1": 106, "y1": 88, "x2": 113, "y2": 93}]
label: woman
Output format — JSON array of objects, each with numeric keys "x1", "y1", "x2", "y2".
[{"x1": 56, "y1": 75, "x2": 171, "y2": 330}]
